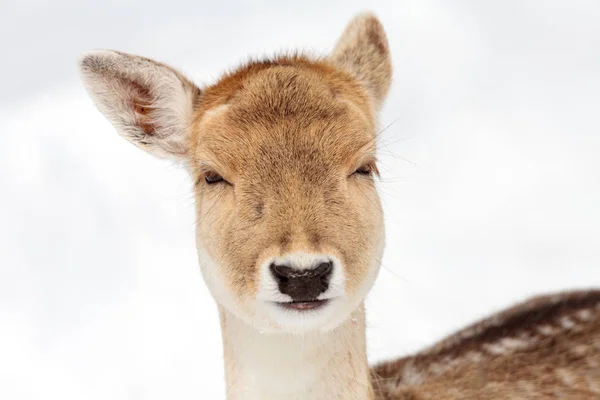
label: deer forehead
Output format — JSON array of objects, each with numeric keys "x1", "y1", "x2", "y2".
[{"x1": 190, "y1": 59, "x2": 377, "y2": 176}]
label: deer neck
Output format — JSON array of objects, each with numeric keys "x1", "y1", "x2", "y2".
[{"x1": 219, "y1": 304, "x2": 374, "y2": 400}]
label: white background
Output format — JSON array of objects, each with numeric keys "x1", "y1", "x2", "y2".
[{"x1": 1, "y1": 0, "x2": 599, "y2": 398}]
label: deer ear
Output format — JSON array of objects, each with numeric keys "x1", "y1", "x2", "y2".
[
  {"x1": 330, "y1": 13, "x2": 392, "y2": 109},
  {"x1": 79, "y1": 50, "x2": 201, "y2": 159}
]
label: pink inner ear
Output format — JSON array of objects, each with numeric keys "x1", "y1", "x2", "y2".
[
  {"x1": 121, "y1": 76, "x2": 156, "y2": 136},
  {"x1": 133, "y1": 103, "x2": 154, "y2": 135}
]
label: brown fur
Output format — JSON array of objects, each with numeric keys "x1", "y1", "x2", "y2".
[
  {"x1": 189, "y1": 53, "x2": 383, "y2": 303},
  {"x1": 372, "y1": 290, "x2": 600, "y2": 399},
  {"x1": 330, "y1": 14, "x2": 392, "y2": 108}
]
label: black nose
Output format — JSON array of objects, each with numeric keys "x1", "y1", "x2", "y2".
[{"x1": 270, "y1": 261, "x2": 333, "y2": 301}]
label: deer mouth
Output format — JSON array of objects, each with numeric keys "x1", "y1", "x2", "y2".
[{"x1": 276, "y1": 299, "x2": 329, "y2": 311}]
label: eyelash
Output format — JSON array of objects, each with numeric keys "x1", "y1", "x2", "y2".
[
  {"x1": 194, "y1": 170, "x2": 228, "y2": 187},
  {"x1": 353, "y1": 163, "x2": 377, "y2": 177},
  {"x1": 354, "y1": 165, "x2": 373, "y2": 175},
  {"x1": 204, "y1": 172, "x2": 225, "y2": 185}
]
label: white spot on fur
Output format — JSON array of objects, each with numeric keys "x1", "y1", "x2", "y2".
[
  {"x1": 560, "y1": 317, "x2": 576, "y2": 329},
  {"x1": 484, "y1": 343, "x2": 507, "y2": 355},
  {"x1": 401, "y1": 363, "x2": 424, "y2": 385},
  {"x1": 556, "y1": 368, "x2": 576, "y2": 386},
  {"x1": 500, "y1": 337, "x2": 530, "y2": 350},
  {"x1": 571, "y1": 344, "x2": 588, "y2": 357},
  {"x1": 428, "y1": 362, "x2": 446, "y2": 375},
  {"x1": 465, "y1": 351, "x2": 483, "y2": 363},
  {"x1": 576, "y1": 309, "x2": 593, "y2": 322},
  {"x1": 537, "y1": 325, "x2": 556, "y2": 336}
]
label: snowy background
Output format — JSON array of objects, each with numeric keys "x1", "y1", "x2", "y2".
[{"x1": 1, "y1": 0, "x2": 599, "y2": 398}]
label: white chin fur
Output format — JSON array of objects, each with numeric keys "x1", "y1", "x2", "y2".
[{"x1": 256, "y1": 298, "x2": 353, "y2": 334}]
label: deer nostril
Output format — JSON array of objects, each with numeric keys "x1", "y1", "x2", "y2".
[
  {"x1": 270, "y1": 263, "x2": 294, "y2": 282},
  {"x1": 315, "y1": 261, "x2": 333, "y2": 279}
]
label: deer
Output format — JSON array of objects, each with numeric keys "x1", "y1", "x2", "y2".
[{"x1": 78, "y1": 12, "x2": 600, "y2": 400}]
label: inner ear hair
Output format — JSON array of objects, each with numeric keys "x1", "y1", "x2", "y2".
[{"x1": 79, "y1": 50, "x2": 201, "y2": 159}]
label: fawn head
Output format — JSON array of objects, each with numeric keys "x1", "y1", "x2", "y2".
[{"x1": 79, "y1": 13, "x2": 392, "y2": 333}]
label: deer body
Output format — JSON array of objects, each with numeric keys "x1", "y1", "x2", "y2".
[
  {"x1": 79, "y1": 13, "x2": 599, "y2": 399},
  {"x1": 373, "y1": 290, "x2": 600, "y2": 399}
]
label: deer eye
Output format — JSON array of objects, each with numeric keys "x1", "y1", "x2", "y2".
[
  {"x1": 353, "y1": 163, "x2": 376, "y2": 176},
  {"x1": 350, "y1": 161, "x2": 379, "y2": 179},
  {"x1": 204, "y1": 172, "x2": 225, "y2": 185}
]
